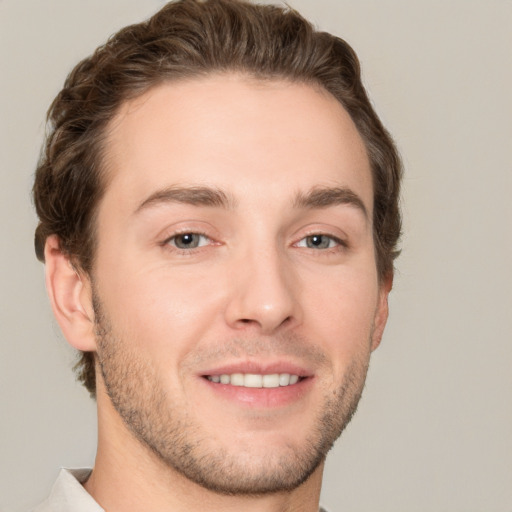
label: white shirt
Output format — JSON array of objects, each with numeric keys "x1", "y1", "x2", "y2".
[
  {"x1": 32, "y1": 469, "x2": 102, "y2": 512},
  {"x1": 32, "y1": 468, "x2": 329, "y2": 511}
]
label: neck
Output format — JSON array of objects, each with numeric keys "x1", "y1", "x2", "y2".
[{"x1": 84, "y1": 386, "x2": 324, "y2": 512}]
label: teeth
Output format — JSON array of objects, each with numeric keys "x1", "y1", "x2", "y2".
[
  {"x1": 231, "y1": 373, "x2": 244, "y2": 386},
  {"x1": 244, "y1": 374, "x2": 263, "y2": 388},
  {"x1": 279, "y1": 373, "x2": 290, "y2": 386},
  {"x1": 207, "y1": 373, "x2": 301, "y2": 388},
  {"x1": 262, "y1": 374, "x2": 280, "y2": 388}
]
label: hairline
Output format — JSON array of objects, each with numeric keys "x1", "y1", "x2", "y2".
[{"x1": 84, "y1": 70, "x2": 380, "y2": 275}]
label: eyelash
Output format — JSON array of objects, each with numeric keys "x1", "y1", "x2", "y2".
[
  {"x1": 162, "y1": 231, "x2": 213, "y2": 252},
  {"x1": 161, "y1": 231, "x2": 347, "y2": 254},
  {"x1": 294, "y1": 233, "x2": 347, "y2": 251}
]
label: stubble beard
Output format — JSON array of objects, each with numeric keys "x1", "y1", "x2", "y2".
[{"x1": 93, "y1": 295, "x2": 371, "y2": 496}]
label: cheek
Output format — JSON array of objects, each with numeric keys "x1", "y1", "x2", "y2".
[
  {"x1": 306, "y1": 265, "x2": 379, "y2": 370},
  {"x1": 94, "y1": 258, "x2": 228, "y2": 362}
]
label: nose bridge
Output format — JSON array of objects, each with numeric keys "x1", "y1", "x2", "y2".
[{"x1": 225, "y1": 241, "x2": 301, "y2": 333}]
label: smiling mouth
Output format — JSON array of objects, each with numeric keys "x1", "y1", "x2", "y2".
[{"x1": 205, "y1": 373, "x2": 303, "y2": 388}]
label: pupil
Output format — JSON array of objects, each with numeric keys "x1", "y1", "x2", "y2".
[
  {"x1": 307, "y1": 235, "x2": 329, "y2": 249},
  {"x1": 175, "y1": 233, "x2": 199, "y2": 249}
]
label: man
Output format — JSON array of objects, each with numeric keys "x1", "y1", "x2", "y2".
[{"x1": 32, "y1": 0, "x2": 402, "y2": 510}]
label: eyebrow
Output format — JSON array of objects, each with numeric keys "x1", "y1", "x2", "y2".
[
  {"x1": 134, "y1": 184, "x2": 368, "y2": 219},
  {"x1": 293, "y1": 186, "x2": 369, "y2": 219},
  {"x1": 134, "y1": 185, "x2": 236, "y2": 214}
]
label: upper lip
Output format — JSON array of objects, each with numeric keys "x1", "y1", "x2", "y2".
[{"x1": 199, "y1": 360, "x2": 314, "y2": 377}]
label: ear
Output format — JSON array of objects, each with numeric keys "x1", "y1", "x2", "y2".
[
  {"x1": 370, "y1": 273, "x2": 393, "y2": 352},
  {"x1": 44, "y1": 235, "x2": 97, "y2": 352}
]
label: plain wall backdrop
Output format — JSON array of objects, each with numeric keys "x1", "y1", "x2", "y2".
[{"x1": 1, "y1": 1, "x2": 511, "y2": 510}]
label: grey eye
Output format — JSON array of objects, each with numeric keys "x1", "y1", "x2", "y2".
[
  {"x1": 305, "y1": 235, "x2": 333, "y2": 249},
  {"x1": 296, "y1": 234, "x2": 340, "y2": 249},
  {"x1": 170, "y1": 233, "x2": 207, "y2": 249}
]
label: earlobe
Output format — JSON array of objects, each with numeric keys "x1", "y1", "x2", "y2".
[
  {"x1": 370, "y1": 273, "x2": 393, "y2": 352},
  {"x1": 44, "y1": 235, "x2": 97, "y2": 352}
]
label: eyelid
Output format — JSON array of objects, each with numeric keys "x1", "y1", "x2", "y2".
[
  {"x1": 165, "y1": 232, "x2": 211, "y2": 249},
  {"x1": 294, "y1": 233, "x2": 347, "y2": 249},
  {"x1": 291, "y1": 223, "x2": 349, "y2": 247},
  {"x1": 158, "y1": 223, "x2": 220, "y2": 253},
  {"x1": 157, "y1": 220, "x2": 218, "y2": 242}
]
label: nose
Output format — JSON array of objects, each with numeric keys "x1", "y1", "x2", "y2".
[{"x1": 224, "y1": 248, "x2": 302, "y2": 334}]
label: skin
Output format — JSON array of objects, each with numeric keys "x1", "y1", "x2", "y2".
[{"x1": 45, "y1": 74, "x2": 391, "y2": 512}]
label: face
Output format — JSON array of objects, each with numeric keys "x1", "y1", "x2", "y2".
[{"x1": 91, "y1": 74, "x2": 388, "y2": 494}]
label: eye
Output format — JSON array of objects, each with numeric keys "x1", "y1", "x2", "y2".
[
  {"x1": 166, "y1": 233, "x2": 210, "y2": 249},
  {"x1": 296, "y1": 234, "x2": 343, "y2": 249}
]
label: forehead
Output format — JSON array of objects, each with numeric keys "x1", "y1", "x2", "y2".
[{"x1": 102, "y1": 74, "x2": 372, "y2": 213}]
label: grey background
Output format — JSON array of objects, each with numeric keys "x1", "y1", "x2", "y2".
[{"x1": 1, "y1": 1, "x2": 511, "y2": 510}]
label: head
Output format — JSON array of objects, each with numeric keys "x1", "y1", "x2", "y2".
[
  {"x1": 34, "y1": 0, "x2": 401, "y2": 396},
  {"x1": 34, "y1": 0, "x2": 402, "y2": 496}
]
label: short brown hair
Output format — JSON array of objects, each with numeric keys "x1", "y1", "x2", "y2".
[{"x1": 33, "y1": 0, "x2": 402, "y2": 396}]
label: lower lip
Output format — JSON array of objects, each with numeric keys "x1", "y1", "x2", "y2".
[{"x1": 200, "y1": 377, "x2": 313, "y2": 408}]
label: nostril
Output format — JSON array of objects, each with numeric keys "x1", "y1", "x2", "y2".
[
  {"x1": 279, "y1": 316, "x2": 292, "y2": 327},
  {"x1": 237, "y1": 315, "x2": 293, "y2": 329}
]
